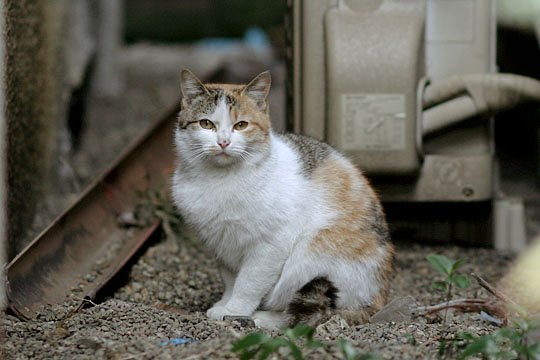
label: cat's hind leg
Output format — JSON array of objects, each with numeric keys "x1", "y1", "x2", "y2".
[{"x1": 252, "y1": 311, "x2": 288, "y2": 330}]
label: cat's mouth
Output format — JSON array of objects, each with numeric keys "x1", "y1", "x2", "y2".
[{"x1": 210, "y1": 150, "x2": 239, "y2": 167}]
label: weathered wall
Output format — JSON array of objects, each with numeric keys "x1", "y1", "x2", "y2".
[
  {"x1": 4, "y1": 0, "x2": 122, "y2": 260},
  {"x1": 5, "y1": 0, "x2": 58, "y2": 259}
]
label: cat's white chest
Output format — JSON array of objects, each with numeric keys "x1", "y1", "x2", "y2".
[
  {"x1": 174, "y1": 170, "x2": 289, "y2": 265},
  {"x1": 178, "y1": 173, "x2": 264, "y2": 230},
  {"x1": 172, "y1": 137, "x2": 333, "y2": 270}
]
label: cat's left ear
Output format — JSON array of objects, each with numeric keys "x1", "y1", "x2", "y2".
[
  {"x1": 242, "y1": 71, "x2": 271, "y2": 111},
  {"x1": 180, "y1": 69, "x2": 209, "y2": 105}
]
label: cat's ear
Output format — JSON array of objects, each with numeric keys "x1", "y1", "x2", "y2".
[
  {"x1": 180, "y1": 69, "x2": 209, "y2": 104},
  {"x1": 242, "y1": 71, "x2": 271, "y2": 111}
]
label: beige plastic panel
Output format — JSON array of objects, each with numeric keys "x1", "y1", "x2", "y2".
[
  {"x1": 376, "y1": 154, "x2": 492, "y2": 201},
  {"x1": 420, "y1": 0, "x2": 495, "y2": 202},
  {"x1": 426, "y1": 0, "x2": 496, "y2": 79},
  {"x1": 325, "y1": 1, "x2": 425, "y2": 175},
  {"x1": 298, "y1": 0, "x2": 335, "y2": 139}
]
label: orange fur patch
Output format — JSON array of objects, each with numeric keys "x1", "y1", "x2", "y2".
[
  {"x1": 310, "y1": 155, "x2": 380, "y2": 260},
  {"x1": 310, "y1": 155, "x2": 394, "y2": 309}
]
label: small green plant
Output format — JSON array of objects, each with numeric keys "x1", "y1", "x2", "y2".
[
  {"x1": 427, "y1": 254, "x2": 470, "y2": 295},
  {"x1": 425, "y1": 255, "x2": 540, "y2": 359},
  {"x1": 338, "y1": 339, "x2": 379, "y2": 360},
  {"x1": 426, "y1": 255, "x2": 470, "y2": 324},
  {"x1": 129, "y1": 187, "x2": 198, "y2": 244},
  {"x1": 404, "y1": 332, "x2": 417, "y2": 346},
  {"x1": 426, "y1": 254, "x2": 471, "y2": 358},
  {"x1": 231, "y1": 324, "x2": 322, "y2": 360},
  {"x1": 232, "y1": 324, "x2": 377, "y2": 360},
  {"x1": 459, "y1": 311, "x2": 540, "y2": 360},
  {"x1": 134, "y1": 187, "x2": 183, "y2": 236}
]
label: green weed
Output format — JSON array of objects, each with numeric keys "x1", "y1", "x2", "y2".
[
  {"x1": 231, "y1": 324, "x2": 378, "y2": 360},
  {"x1": 426, "y1": 254, "x2": 471, "y2": 357},
  {"x1": 426, "y1": 255, "x2": 540, "y2": 360},
  {"x1": 426, "y1": 254, "x2": 470, "y2": 295},
  {"x1": 459, "y1": 310, "x2": 540, "y2": 360},
  {"x1": 132, "y1": 186, "x2": 198, "y2": 244},
  {"x1": 426, "y1": 255, "x2": 470, "y2": 326}
]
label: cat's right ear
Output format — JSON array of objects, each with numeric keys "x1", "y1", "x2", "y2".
[
  {"x1": 180, "y1": 69, "x2": 208, "y2": 105},
  {"x1": 242, "y1": 71, "x2": 271, "y2": 111}
]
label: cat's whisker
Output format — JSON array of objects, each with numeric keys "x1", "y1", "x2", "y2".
[
  {"x1": 238, "y1": 151, "x2": 253, "y2": 161},
  {"x1": 185, "y1": 150, "x2": 212, "y2": 165}
]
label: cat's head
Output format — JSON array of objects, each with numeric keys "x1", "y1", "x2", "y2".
[{"x1": 175, "y1": 69, "x2": 272, "y2": 168}]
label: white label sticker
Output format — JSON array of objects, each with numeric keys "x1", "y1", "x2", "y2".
[{"x1": 341, "y1": 94, "x2": 406, "y2": 151}]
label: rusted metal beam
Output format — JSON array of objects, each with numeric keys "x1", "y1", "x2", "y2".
[{"x1": 6, "y1": 105, "x2": 179, "y2": 320}]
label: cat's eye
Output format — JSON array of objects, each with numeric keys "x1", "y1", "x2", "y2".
[
  {"x1": 199, "y1": 119, "x2": 214, "y2": 130},
  {"x1": 233, "y1": 121, "x2": 248, "y2": 131}
]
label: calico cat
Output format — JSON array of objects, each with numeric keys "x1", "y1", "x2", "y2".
[{"x1": 172, "y1": 69, "x2": 394, "y2": 329}]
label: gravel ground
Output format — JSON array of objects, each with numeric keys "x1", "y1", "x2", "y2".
[{"x1": 3, "y1": 232, "x2": 514, "y2": 359}]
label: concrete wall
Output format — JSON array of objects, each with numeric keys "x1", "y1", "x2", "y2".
[
  {"x1": 5, "y1": 0, "x2": 58, "y2": 259},
  {"x1": 4, "y1": 0, "x2": 122, "y2": 260}
]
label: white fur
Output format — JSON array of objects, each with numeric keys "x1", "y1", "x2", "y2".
[{"x1": 172, "y1": 106, "x2": 385, "y2": 327}]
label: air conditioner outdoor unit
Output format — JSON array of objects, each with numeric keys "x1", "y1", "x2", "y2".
[{"x1": 286, "y1": 0, "x2": 540, "y2": 250}]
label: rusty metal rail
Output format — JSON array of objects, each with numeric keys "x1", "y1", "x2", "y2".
[{"x1": 6, "y1": 105, "x2": 179, "y2": 320}]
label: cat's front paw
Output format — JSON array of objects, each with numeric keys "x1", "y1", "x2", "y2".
[{"x1": 206, "y1": 305, "x2": 247, "y2": 320}]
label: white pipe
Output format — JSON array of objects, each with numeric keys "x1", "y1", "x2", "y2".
[
  {"x1": 423, "y1": 95, "x2": 477, "y2": 136},
  {"x1": 424, "y1": 73, "x2": 540, "y2": 109},
  {"x1": 422, "y1": 73, "x2": 540, "y2": 136}
]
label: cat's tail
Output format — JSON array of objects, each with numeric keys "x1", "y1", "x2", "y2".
[
  {"x1": 286, "y1": 277, "x2": 375, "y2": 327},
  {"x1": 286, "y1": 277, "x2": 338, "y2": 327}
]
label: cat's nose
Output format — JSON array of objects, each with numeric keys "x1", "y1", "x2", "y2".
[{"x1": 218, "y1": 140, "x2": 230, "y2": 149}]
